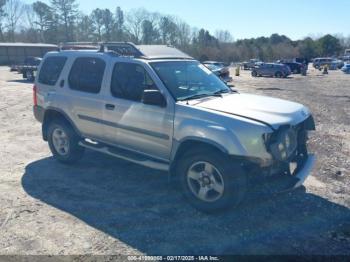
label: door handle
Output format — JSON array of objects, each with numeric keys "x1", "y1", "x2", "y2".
[{"x1": 105, "y1": 104, "x2": 116, "y2": 110}]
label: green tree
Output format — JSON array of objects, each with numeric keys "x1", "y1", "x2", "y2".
[
  {"x1": 159, "y1": 16, "x2": 177, "y2": 45},
  {"x1": 32, "y1": 1, "x2": 53, "y2": 42},
  {"x1": 76, "y1": 13, "x2": 95, "y2": 41},
  {"x1": 91, "y1": 8, "x2": 103, "y2": 41},
  {"x1": 125, "y1": 8, "x2": 149, "y2": 44},
  {"x1": 4, "y1": 0, "x2": 24, "y2": 41},
  {"x1": 51, "y1": 0, "x2": 78, "y2": 42},
  {"x1": 176, "y1": 20, "x2": 191, "y2": 49},
  {"x1": 317, "y1": 34, "x2": 342, "y2": 56},
  {"x1": 298, "y1": 37, "x2": 318, "y2": 60},
  {"x1": 141, "y1": 19, "x2": 159, "y2": 44},
  {"x1": 0, "y1": 0, "x2": 6, "y2": 41},
  {"x1": 101, "y1": 9, "x2": 114, "y2": 41},
  {"x1": 114, "y1": 6, "x2": 124, "y2": 41}
]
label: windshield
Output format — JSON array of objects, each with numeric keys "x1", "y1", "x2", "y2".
[{"x1": 150, "y1": 61, "x2": 230, "y2": 101}]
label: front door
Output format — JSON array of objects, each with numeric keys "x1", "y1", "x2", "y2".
[{"x1": 102, "y1": 61, "x2": 174, "y2": 161}]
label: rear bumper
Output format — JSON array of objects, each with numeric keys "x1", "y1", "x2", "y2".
[{"x1": 33, "y1": 105, "x2": 45, "y2": 123}]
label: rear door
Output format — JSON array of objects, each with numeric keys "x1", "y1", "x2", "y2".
[
  {"x1": 260, "y1": 64, "x2": 270, "y2": 75},
  {"x1": 62, "y1": 56, "x2": 108, "y2": 141}
]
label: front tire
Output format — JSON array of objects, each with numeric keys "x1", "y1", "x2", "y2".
[
  {"x1": 251, "y1": 71, "x2": 258, "y2": 77},
  {"x1": 177, "y1": 149, "x2": 247, "y2": 213},
  {"x1": 48, "y1": 120, "x2": 85, "y2": 164}
]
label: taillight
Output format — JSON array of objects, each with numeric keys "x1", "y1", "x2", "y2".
[{"x1": 33, "y1": 85, "x2": 38, "y2": 106}]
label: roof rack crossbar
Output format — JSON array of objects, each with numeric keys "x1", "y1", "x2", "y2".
[{"x1": 58, "y1": 42, "x2": 99, "y2": 51}]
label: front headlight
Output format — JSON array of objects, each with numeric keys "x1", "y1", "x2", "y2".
[{"x1": 266, "y1": 128, "x2": 298, "y2": 161}]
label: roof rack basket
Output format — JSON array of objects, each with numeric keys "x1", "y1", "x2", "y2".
[{"x1": 99, "y1": 42, "x2": 144, "y2": 57}]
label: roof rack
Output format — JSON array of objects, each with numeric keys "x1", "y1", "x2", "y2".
[
  {"x1": 99, "y1": 42, "x2": 144, "y2": 58},
  {"x1": 58, "y1": 42, "x2": 194, "y2": 60},
  {"x1": 59, "y1": 42, "x2": 99, "y2": 51}
]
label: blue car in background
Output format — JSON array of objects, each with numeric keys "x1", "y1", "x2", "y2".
[{"x1": 341, "y1": 64, "x2": 350, "y2": 74}]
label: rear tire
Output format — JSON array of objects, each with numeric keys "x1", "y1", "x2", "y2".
[
  {"x1": 177, "y1": 149, "x2": 247, "y2": 213},
  {"x1": 26, "y1": 71, "x2": 34, "y2": 82},
  {"x1": 251, "y1": 71, "x2": 258, "y2": 77},
  {"x1": 48, "y1": 120, "x2": 85, "y2": 164},
  {"x1": 275, "y1": 71, "x2": 283, "y2": 78}
]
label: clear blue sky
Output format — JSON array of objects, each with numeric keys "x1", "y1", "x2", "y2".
[{"x1": 25, "y1": 0, "x2": 350, "y2": 40}]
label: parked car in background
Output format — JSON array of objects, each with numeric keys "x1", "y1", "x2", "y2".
[
  {"x1": 330, "y1": 59, "x2": 344, "y2": 70},
  {"x1": 202, "y1": 61, "x2": 226, "y2": 67},
  {"x1": 282, "y1": 62, "x2": 305, "y2": 74},
  {"x1": 313, "y1": 58, "x2": 333, "y2": 69},
  {"x1": 341, "y1": 64, "x2": 350, "y2": 74},
  {"x1": 10, "y1": 56, "x2": 41, "y2": 73},
  {"x1": 14, "y1": 57, "x2": 42, "y2": 82},
  {"x1": 203, "y1": 61, "x2": 232, "y2": 83},
  {"x1": 10, "y1": 64, "x2": 19, "y2": 72},
  {"x1": 251, "y1": 63, "x2": 291, "y2": 78},
  {"x1": 295, "y1": 57, "x2": 309, "y2": 65},
  {"x1": 242, "y1": 59, "x2": 261, "y2": 70},
  {"x1": 18, "y1": 57, "x2": 42, "y2": 71}
]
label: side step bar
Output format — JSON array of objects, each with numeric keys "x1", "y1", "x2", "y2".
[{"x1": 79, "y1": 141, "x2": 170, "y2": 171}]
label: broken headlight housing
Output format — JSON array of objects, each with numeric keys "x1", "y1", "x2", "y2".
[{"x1": 264, "y1": 127, "x2": 298, "y2": 161}]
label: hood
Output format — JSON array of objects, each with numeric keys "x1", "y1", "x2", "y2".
[{"x1": 195, "y1": 93, "x2": 310, "y2": 130}]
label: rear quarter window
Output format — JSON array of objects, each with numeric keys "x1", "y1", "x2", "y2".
[{"x1": 38, "y1": 56, "x2": 67, "y2": 86}]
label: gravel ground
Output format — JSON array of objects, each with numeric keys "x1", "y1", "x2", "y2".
[{"x1": 0, "y1": 66, "x2": 349, "y2": 256}]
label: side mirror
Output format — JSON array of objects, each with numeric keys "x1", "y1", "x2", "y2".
[{"x1": 142, "y1": 90, "x2": 166, "y2": 107}]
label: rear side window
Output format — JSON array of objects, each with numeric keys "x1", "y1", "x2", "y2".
[
  {"x1": 68, "y1": 57, "x2": 106, "y2": 94},
  {"x1": 38, "y1": 56, "x2": 67, "y2": 86}
]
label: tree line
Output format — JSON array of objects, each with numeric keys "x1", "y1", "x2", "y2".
[{"x1": 0, "y1": 0, "x2": 349, "y2": 62}]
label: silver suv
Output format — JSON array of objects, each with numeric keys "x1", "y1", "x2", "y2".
[
  {"x1": 33, "y1": 43, "x2": 316, "y2": 212},
  {"x1": 252, "y1": 63, "x2": 291, "y2": 78}
]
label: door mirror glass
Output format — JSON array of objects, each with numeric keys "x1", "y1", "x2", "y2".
[{"x1": 142, "y1": 90, "x2": 166, "y2": 107}]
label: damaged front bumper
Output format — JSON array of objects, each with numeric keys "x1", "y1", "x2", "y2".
[
  {"x1": 248, "y1": 154, "x2": 317, "y2": 194},
  {"x1": 293, "y1": 154, "x2": 316, "y2": 189}
]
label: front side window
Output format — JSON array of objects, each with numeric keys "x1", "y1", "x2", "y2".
[
  {"x1": 111, "y1": 63, "x2": 156, "y2": 101},
  {"x1": 68, "y1": 57, "x2": 106, "y2": 94},
  {"x1": 150, "y1": 61, "x2": 230, "y2": 101},
  {"x1": 38, "y1": 56, "x2": 67, "y2": 86}
]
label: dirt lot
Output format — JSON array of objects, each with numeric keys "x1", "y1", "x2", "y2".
[{"x1": 0, "y1": 66, "x2": 349, "y2": 256}]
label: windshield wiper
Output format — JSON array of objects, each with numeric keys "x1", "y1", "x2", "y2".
[
  {"x1": 214, "y1": 89, "x2": 231, "y2": 95},
  {"x1": 181, "y1": 93, "x2": 222, "y2": 102}
]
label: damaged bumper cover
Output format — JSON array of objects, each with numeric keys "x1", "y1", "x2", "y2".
[{"x1": 293, "y1": 154, "x2": 316, "y2": 189}]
